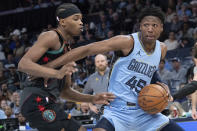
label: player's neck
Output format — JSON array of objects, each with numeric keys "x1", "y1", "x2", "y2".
[
  {"x1": 140, "y1": 33, "x2": 155, "y2": 53},
  {"x1": 57, "y1": 26, "x2": 73, "y2": 42}
]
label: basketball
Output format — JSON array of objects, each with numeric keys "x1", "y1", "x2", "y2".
[{"x1": 138, "y1": 84, "x2": 169, "y2": 114}]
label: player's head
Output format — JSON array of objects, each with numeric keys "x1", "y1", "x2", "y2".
[
  {"x1": 139, "y1": 7, "x2": 165, "y2": 43},
  {"x1": 95, "y1": 54, "x2": 108, "y2": 72},
  {"x1": 56, "y1": 3, "x2": 83, "y2": 36}
]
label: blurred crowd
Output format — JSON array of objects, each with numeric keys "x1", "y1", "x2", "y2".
[{"x1": 0, "y1": 0, "x2": 197, "y2": 130}]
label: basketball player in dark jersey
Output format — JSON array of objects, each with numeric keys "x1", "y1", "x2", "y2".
[{"x1": 18, "y1": 3, "x2": 115, "y2": 131}]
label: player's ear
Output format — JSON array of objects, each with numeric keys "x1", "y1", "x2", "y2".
[{"x1": 59, "y1": 19, "x2": 66, "y2": 27}]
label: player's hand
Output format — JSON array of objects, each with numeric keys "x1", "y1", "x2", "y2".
[
  {"x1": 92, "y1": 93, "x2": 115, "y2": 105},
  {"x1": 56, "y1": 62, "x2": 78, "y2": 79},
  {"x1": 156, "y1": 82, "x2": 173, "y2": 101},
  {"x1": 192, "y1": 108, "x2": 197, "y2": 120},
  {"x1": 89, "y1": 104, "x2": 99, "y2": 114}
]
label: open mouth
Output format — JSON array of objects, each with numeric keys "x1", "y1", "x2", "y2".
[
  {"x1": 147, "y1": 36, "x2": 155, "y2": 40},
  {"x1": 80, "y1": 27, "x2": 84, "y2": 32}
]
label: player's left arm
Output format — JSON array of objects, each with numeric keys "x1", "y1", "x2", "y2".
[{"x1": 60, "y1": 77, "x2": 115, "y2": 104}]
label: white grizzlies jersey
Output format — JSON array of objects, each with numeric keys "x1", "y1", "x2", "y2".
[{"x1": 108, "y1": 32, "x2": 161, "y2": 104}]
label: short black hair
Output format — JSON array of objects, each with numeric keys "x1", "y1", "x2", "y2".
[
  {"x1": 56, "y1": 3, "x2": 80, "y2": 18},
  {"x1": 138, "y1": 7, "x2": 165, "y2": 24}
]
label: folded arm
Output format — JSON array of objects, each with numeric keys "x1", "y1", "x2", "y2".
[{"x1": 18, "y1": 31, "x2": 61, "y2": 78}]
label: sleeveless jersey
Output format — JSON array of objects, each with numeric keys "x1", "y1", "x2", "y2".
[
  {"x1": 19, "y1": 30, "x2": 70, "y2": 106},
  {"x1": 108, "y1": 32, "x2": 161, "y2": 104}
]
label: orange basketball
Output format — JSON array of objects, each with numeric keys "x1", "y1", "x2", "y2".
[{"x1": 138, "y1": 84, "x2": 169, "y2": 114}]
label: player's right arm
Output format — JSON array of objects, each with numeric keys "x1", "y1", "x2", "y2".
[{"x1": 18, "y1": 31, "x2": 75, "y2": 79}]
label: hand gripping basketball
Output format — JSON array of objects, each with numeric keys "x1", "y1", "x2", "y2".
[{"x1": 156, "y1": 82, "x2": 173, "y2": 101}]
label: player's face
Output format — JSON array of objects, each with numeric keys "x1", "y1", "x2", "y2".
[
  {"x1": 61, "y1": 13, "x2": 83, "y2": 36},
  {"x1": 140, "y1": 16, "x2": 163, "y2": 43},
  {"x1": 95, "y1": 55, "x2": 108, "y2": 72}
]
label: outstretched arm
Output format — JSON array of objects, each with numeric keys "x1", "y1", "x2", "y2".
[
  {"x1": 47, "y1": 35, "x2": 133, "y2": 68},
  {"x1": 173, "y1": 81, "x2": 197, "y2": 100},
  {"x1": 60, "y1": 77, "x2": 115, "y2": 104},
  {"x1": 173, "y1": 65, "x2": 197, "y2": 100}
]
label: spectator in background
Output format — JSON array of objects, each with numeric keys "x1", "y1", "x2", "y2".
[
  {"x1": 0, "y1": 69, "x2": 7, "y2": 84},
  {"x1": 3, "y1": 53, "x2": 17, "y2": 69},
  {"x1": 86, "y1": 29, "x2": 96, "y2": 43},
  {"x1": 110, "y1": 12, "x2": 122, "y2": 35},
  {"x1": 75, "y1": 35, "x2": 87, "y2": 48},
  {"x1": 170, "y1": 57, "x2": 187, "y2": 94},
  {"x1": 13, "y1": 40, "x2": 25, "y2": 60},
  {"x1": 4, "y1": 105, "x2": 15, "y2": 118},
  {"x1": 192, "y1": 27, "x2": 197, "y2": 42},
  {"x1": 178, "y1": 22, "x2": 195, "y2": 39},
  {"x1": 10, "y1": 91, "x2": 20, "y2": 115},
  {"x1": 181, "y1": 15, "x2": 195, "y2": 28},
  {"x1": 97, "y1": 12, "x2": 110, "y2": 32},
  {"x1": 176, "y1": 0, "x2": 183, "y2": 13},
  {"x1": 164, "y1": 31, "x2": 179, "y2": 51},
  {"x1": 134, "y1": 0, "x2": 143, "y2": 12},
  {"x1": 0, "y1": 99, "x2": 9, "y2": 111},
  {"x1": 96, "y1": 22, "x2": 110, "y2": 39},
  {"x1": 0, "y1": 108, "x2": 6, "y2": 119},
  {"x1": 75, "y1": 67, "x2": 88, "y2": 88},
  {"x1": 107, "y1": 8, "x2": 115, "y2": 23},
  {"x1": 17, "y1": 113, "x2": 32, "y2": 130},
  {"x1": 1, "y1": 83, "x2": 12, "y2": 101},
  {"x1": 9, "y1": 30, "x2": 21, "y2": 51},
  {"x1": 6, "y1": 64, "x2": 20, "y2": 92},
  {"x1": 104, "y1": 0, "x2": 115, "y2": 11},
  {"x1": 169, "y1": 102, "x2": 186, "y2": 118},
  {"x1": 165, "y1": 7, "x2": 176, "y2": 23},
  {"x1": 0, "y1": 45, "x2": 6, "y2": 61},
  {"x1": 81, "y1": 54, "x2": 109, "y2": 121},
  {"x1": 190, "y1": 3, "x2": 197, "y2": 23},
  {"x1": 89, "y1": 0, "x2": 101, "y2": 13},
  {"x1": 177, "y1": 2, "x2": 192, "y2": 19},
  {"x1": 179, "y1": 37, "x2": 193, "y2": 49},
  {"x1": 170, "y1": 14, "x2": 182, "y2": 33},
  {"x1": 64, "y1": 101, "x2": 82, "y2": 116},
  {"x1": 158, "y1": 60, "x2": 172, "y2": 87}
]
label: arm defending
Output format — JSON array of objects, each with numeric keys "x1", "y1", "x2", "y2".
[{"x1": 173, "y1": 81, "x2": 197, "y2": 100}]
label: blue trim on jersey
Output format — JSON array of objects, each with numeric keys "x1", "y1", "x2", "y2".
[{"x1": 46, "y1": 44, "x2": 65, "y2": 54}]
